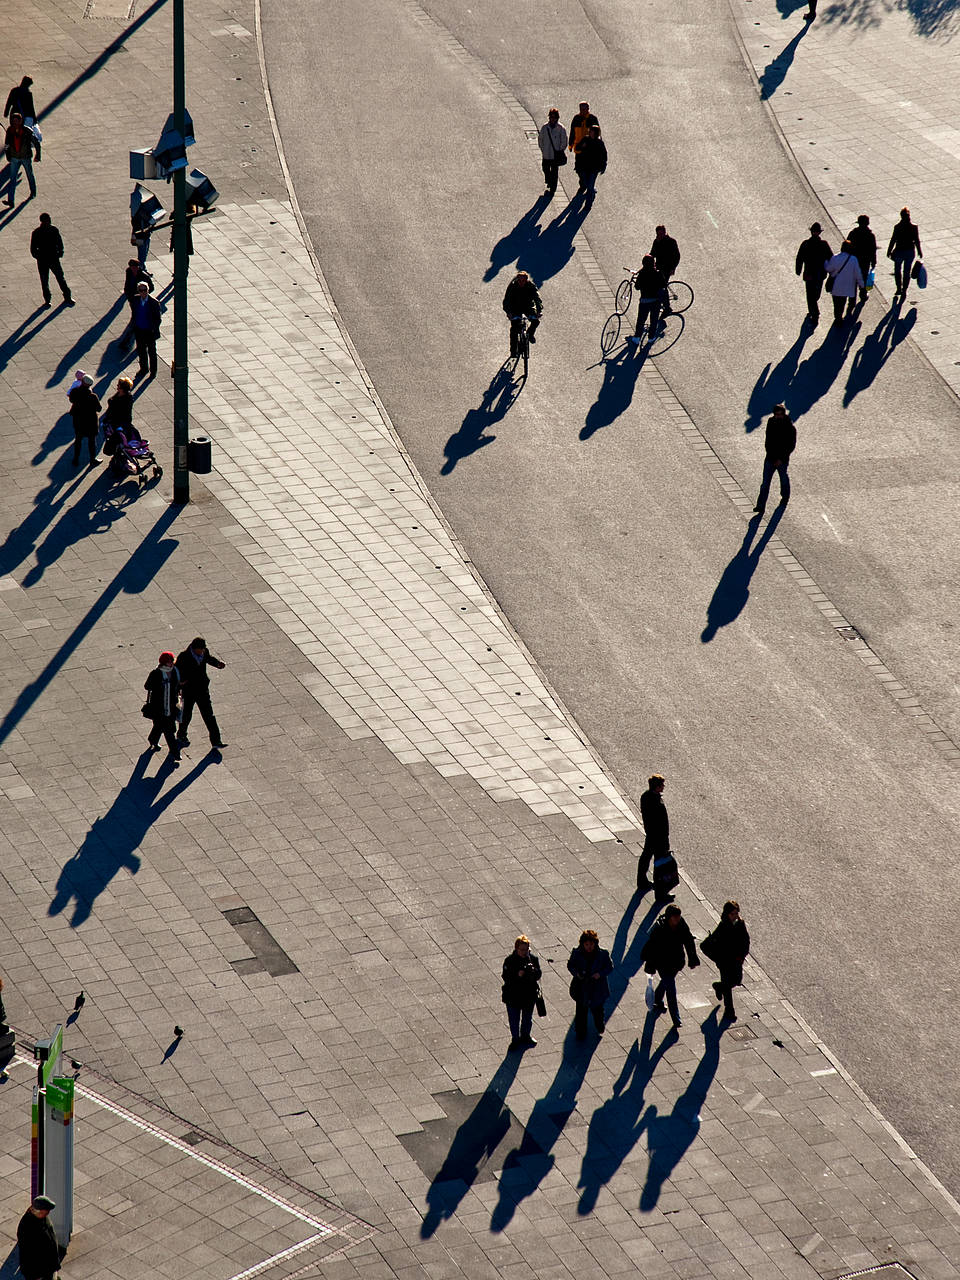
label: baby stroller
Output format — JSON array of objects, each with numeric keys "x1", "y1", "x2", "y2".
[{"x1": 102, "y1": 421, "x2": 163, "y2": 485}]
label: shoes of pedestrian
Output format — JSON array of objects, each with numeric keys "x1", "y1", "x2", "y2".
[
  {"x1": 712, "y1": 981, "x2": 723, "y2": 1001},
  {"x1": 148, "y1": 742, "x2": 160, "y2": 752},
  {"x1": 777, "y1": 496, "x2": 789, "y2": 506},
  {"x1": 752, "y1": 505, "x2": 764, "y2": 514},
  {"x1": 723, "y1": 1009, "x2": 737, "y2": 1022},
  {"x1": 64, "y1": 297, "x2": 75, "y2": 307},
  {"x1": 41, "y1": 298, "x2": 51, "y2": 308},
  {"x1": 509, "y1": 1038, "x2": 521, "y2": 1050},
  {"x1": 211, "y1": 741, "x2": 227, "y2": 749},
  {"x1": 528, "y1": 333, "x2": 536, "y2": 344},
  {"x1": 672, "y1": 1019, "x2": 682, "y2": 1029},
  {"x1": 627, "y1": 335, "x2": 642, "y2": 346},
  {"x1": 521, "y1": 1036, "x2": 537, "y2": 1047},
  {"x1": 89, "y1": 458, "x2": 101, "y2": 467},
  {"x1": 653, "y1": 1001, "x2": 666, "y2": 1014}
]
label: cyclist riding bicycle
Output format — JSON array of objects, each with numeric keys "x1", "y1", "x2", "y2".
[{"x1": 503, "y1": 270, "x2": 542, "y2": 356}]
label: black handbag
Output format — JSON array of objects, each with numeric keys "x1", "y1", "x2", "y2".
[
  {"x1": 535, "y1": 989, "x2": 547, "y2": 1018},
  {"x1": 556, "y1": 150, "x2": 567, "y2": 166},
  {"x1": 141, "y1": 701, "x2": 153, "y2": 719}
]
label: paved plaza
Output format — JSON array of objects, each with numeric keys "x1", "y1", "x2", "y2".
[{"x1": 1, "y1": 0, "x2": 960, "y2": 1277}]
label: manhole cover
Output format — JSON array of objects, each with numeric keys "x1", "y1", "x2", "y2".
[
  {"x1": 726, "y1": 1024, "x2": 757, "y2": 1042},
  {"x1": 837, "y1": 626, "x2": 861, "y2": 640},
  {"x1": 838, "y1": 1267, "x2": 916, "y2": 1279}
]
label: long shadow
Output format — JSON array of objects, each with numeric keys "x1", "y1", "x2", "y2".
[
  {"x1": 775, "y1": 0, "x2": 809, "y2": 16},
  {"x1": 47, "y1": 296, "x2": 126, "y2": 389},
  {"x1": 22, "y1": 478, "x2": 140, "y2": 587},
  {"x1": 0, "y1": 1245, "x2": 19, "y2": 1280},
  {"x1": 484, "y1": 191, "x2": 590, "y2": 289},
  {"x1": 0, "y1": 504, "x2": 180, "y2": 747},
  {"x1": 759, "y1": 25, "x2": 810, "y2": 97},
  {"x1": 746, "y1": 317, "x2": 860, "y2": 430},
  {"x1": 0, "y1": 305, "x2": 65, "y2": 374},
  {"x1": 31, "y1": 408, "x2": 76, "y2": 467},
  {"x1": 484, "y1": 194, "x2": 553, "y2": 282},
  {"x1": 419, "y1": 1053, "x2": 521, "y2": 1238},
  {"x1": 639, "y1": 1009, "x2": 722, "y2": 1210},
  {"x1": 49, "y1": 752, "x2": 216, "y2": 928},
  {"x1": 701, "y1": 507, "x2": 785, "y2": 642},
  {"x1": 0, "y1": 454, "x2": 87, "y2": 577},
  {"x1": 843, "y1": 299, "x2": 917, "y2": 407},
  {"x1": 744, "y1": 326, "x2": 812, "y2": 432},
  {"x1": 576, "y1": 1014, "x2": 677, "y2": 1214},
  {"x1": 441, "y1": 363, "x2": 521, "y2": 474},
  {"x1": 581, "y1": 346, "x2": 646, "y2": 440},
  {"x1": 0, "y1": 199, "x2": 32, "y2": 234},
  {"x1": 37, "y1": 0, "x2": 170, "y2": 123},
  {"x1": 489, "y1": 894, "x2": 661, "y2": 1232}
]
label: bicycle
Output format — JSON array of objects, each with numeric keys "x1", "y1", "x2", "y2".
[
  {"x1": 615, "y1": 268, "x2": 694, "y2": 316},
  {"x1": 509, "y1": 313, "x2": 533, "y2": 378}
]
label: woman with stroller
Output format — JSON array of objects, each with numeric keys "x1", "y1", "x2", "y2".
[{"x1": 103, "y1": 376, "x2": 136, "y2": 436}]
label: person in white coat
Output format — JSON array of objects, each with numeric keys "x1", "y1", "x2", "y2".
[
  {"x1": 538, "y1": 108, "x2": 568, "y2": 197},
  {"x1": 825, "y1": 239, "x2": 865, "y2": 324}
]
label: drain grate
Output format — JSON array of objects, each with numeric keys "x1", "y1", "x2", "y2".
[
  {"x1": 837, "y1": 1267, "x2": 916, "y2": 1280},
  {"x1": 836, "y1": 625, "x2": 862, "y2": 641},
  {"x1": 726, "y1": 1024, "x2": 758, "y2": 1042}
]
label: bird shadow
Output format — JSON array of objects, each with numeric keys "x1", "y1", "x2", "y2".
[
  {"x1": 701, "y1": 507, "x2": 785, "y2": 642},
  {"x1": 161, "y1": 1037, "x2": 182, "y2": 1063},
  {"x1": 441, "y1": 362, "x2": 521, "y2": 474}
]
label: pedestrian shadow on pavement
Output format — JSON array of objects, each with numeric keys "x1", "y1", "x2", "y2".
[
  {"x1": 0, "y1": 304, "x2": 68, "y2": 375},
  {"x1": 0, "y1": 198, "x2": 32, "y2": 234},
  {"x1": 0, "y1": 504, "x2": 180, "y2": 748},
  {"x1": 576, "y1": 1013, "x2": 677, "y2": 1214},
  {"x1": 842, "y1": 299, "x2": 917, "y2": 407},
  {"x1": 441, "y1": 363, "x2": 520, "y2": 474},
  {"x1": 0, "y1": 454, "x2": 87, "y2": 578},
  {"x1": 581, "y1": 345, "x2": 647, "y2": 440},
  {"x1": 0, "y1": 1246, "x2": 20, "y2": 1280},
  {"x1": 485, "y1": 194, "x2": 553, "y2": 282},
  {"x1": 744, "y1": 326, "x2": 813, "y2": 432},
  {"x1": 21, "y1": 478, "x2": 139, "y2": 587},
  {"x1": 484, "y1": 191, "x2": 590, "y2": 288},
  {"x1": 701, "y1": 507, "x2": 785, "y2": 643},
  {"x1": 746, "y1": 316, "x2": 860, "y2": 429},
  {"x1": 48, "y1": 751, "x2": 217, "y2": 928},
  {"x1": 489, "y1": 893, "x2": 661, "y2": 1232},
  {"x1": 419, "y1": 1053, "x2": 521, "y2": 1238},
  {"x1": 46, "y1": 296, "x2": 126, "y2": 389},
  {"x1": 639, "y1": 1009, "x2": 722, "y2": 1210},
  {"x1": 759, "y1": 24, "x2": 811, "y2": 98}
]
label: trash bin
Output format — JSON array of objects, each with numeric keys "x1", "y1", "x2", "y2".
[{"x1": 188, "y1": 436, "x2": 212, "y2": 474}]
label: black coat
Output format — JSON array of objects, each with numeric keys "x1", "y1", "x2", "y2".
[
  {"x1": 634, "y1": 264, "x2": 666, "y2": 300},
  {"x1": 574, "y1": 135, "x2": 607, "y2": 176},
  {"x1": 144, "y1": 666, "x2": 181, "y2": 720},
  {"x1": 888, "y1": 219, "x2": 921, "y2": 257},
  {"x1": 641, "y1": 917, "x2": 699, "y2": 978},
  {"x1": 795, "y1": 235, "x2": 833, "y2": 281},
  {"x1": 124, "y1": 264, "x2": 153, "y2": 301},
  {"x1": 104, "y1": 391, "x2": 133, "y2": 432},
  {"x1": 847, "y1": 225, "x2": 877, "y2": 270},
  {"x1": 17, "y1": 1209, "x2": 60, "y2": 1280},
  {"x1": 502, "y1": 278, "x2": 542, "y2": 317},
  {"x1": 640, "y1": 787, "x2": 669, "y2": 851},
  {"x1": 5, "y1": 84, "x2": 36, "y2": 121},
  {"x1": 69, "y1": 385, "x2": 102, "y2": 436},
  {"x1": 31, "y1": 224, "x2": 64, "y2": 262},
  {"x1": 567, "y1": 945, "x2": 613, "y2": 1005},
  {"x1": 650, "y1": 235, "x2": 680, "y2": 277},
  {"x1": 176, "y1": 647, "x2": 225, "y2": 693},
  {"x1": 501, "y1": 949, "x2": 542, "y2": 1008},
  {"x1": 764, "y1": 413, "x2": 796, "y2": 461},
  {"x1": 701, "y1": 917, "x2": 750, "y2": 986}
]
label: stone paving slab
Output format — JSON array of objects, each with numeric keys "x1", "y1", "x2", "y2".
[{"x1": 2, "y1": 1, "x2": 960, "y2": 1279}]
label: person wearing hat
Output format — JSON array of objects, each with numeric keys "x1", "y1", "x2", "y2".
[
  {"x1": 144, "y1": 652, "x2": 182, "y2": 760},
  {"x1": 17, "y1": 1195, "x2": 61, "y2": 1280},
  {"x1": 67, "y1": 374, "x2": 101, "y2": 468},
  {"x1": 795, "y1": 221, "x2": 833, "y2": 326},
  {"x1": 4, "y1": 111, "x2": 40, "y2": 207},
  {"x1": 130, "y1": 280, "x2": 162, "y2": 379}
]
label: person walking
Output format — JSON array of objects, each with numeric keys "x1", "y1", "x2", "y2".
[
  {"x1": 795, "y1": 222, "x2": 833, "y2": 326},
  {"x1": 701, "y1": 900, "x2": 750, "y2": 1022},
  {"x1": 537, "y1": 108, "x2": 568, "y2": 197},
  {"x1": 130, "y1": 280, "x2": 162, "y2": 378},
  {"x1": 649, "y1": 225, "x2": 680, "y2": 283},
  {"x1": 67, "y1": 374, "x2": 101, "y2": 468},
  {"x1": 847, "y1": 214, "x2": 877, "y2": 303},
  {"x1": 627, "y1": 256, "x2": 667, "y2": 347},
  {"x1": 825, "y1": 239, "x2": 865, "y2": 323},
  {"x1": 4, "y1": 112, "x2": 40, "y2": 207},
  {"x1": 640, "y1": 904, "x2": 699, "y2": 1030},
  {"x1": 4, "y1": 76, "x2": 36, "y2": 125},
  {"x1": 144, "y1": 652, "x2": 181, "y2": 760},
  {"x1": 637, "y1": 773, "x2": 669, "y2": 888},
  {"x1": 502, "y1": 269, "x2": 542, "y2": 355},
  {"x1": 30, "y1": 213, "x2": 73, "y2": 307},
  {"x1": 175, "y1": 637, "x2": 227, "y2": 750},
  {"x1": 574, "y1": 124, "x2": 607, "y2": 204},
  {"x1": 567, "y1": 101, "x2": 598, "y2": 158},
  {"x1": 16, "y1": 1195, "x2": 61, "y2": 1280},
  {"x1": 887, "y1": 207, "x2": 922, "y2": 299},
  {"x1": 567, "y1": 929, "x2": 613, "y2": 1039},
  {"x1": 501, "y1": 934, "x2": 542, "y2": 1050},
  {"x1": 752, "y1": 403, "x2": 796, "y2": 515},
  {"x1": 123, "y1": 258, "x2": 153, "y2": 314}
]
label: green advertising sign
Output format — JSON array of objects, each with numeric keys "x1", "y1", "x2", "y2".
[
  {"x1": 45, "y1": 1077, "x2": 74, "y2": 1116},
  {"x1": 39, "y1": 1025, "x2": 63, "y2": 1089}
]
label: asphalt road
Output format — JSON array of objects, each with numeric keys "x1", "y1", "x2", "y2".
[{"x1": 261, "y1": 0, "x2": 960, "y2": 1191}]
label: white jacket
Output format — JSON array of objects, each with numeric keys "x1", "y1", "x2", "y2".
[
  {"x1": 538, "y1": 121, "x2": 568, "y2": 160},
  {"x1": 826, "y1": 251, "x2": 865, "y2": 298}
]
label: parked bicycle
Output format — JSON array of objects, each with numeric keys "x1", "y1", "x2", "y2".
[{"x1": 615, "y1": 268, "x2": 694, "y2": 316}]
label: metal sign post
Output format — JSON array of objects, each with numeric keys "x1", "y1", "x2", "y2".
[{"x1": 32, "y1": 1025, "x2": 74, "y2": 1247}]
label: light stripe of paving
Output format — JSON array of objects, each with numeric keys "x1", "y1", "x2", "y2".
[
  {"x1": 732, "y1": 0, "x2": 960, "y2": 397},
  {"x1": 188, "y1": 200, "x2": 638, "y2": 843}
]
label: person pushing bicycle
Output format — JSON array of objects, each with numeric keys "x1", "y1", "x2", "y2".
[{"x1": 503, "y1": 270, "x2": 542, "y2": 357}]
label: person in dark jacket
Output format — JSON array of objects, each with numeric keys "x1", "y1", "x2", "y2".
[
  {"x1": 144, "y1": 652, "x2": 181, "y2": 759},
  {"x1": 502, "y1": 934, "x2": 542, "y2": 1049},
  {"x1": 123, "y1": 258, "x2": 153, "y2": 311},
  {"x1": 887, "y1": 207, "x2": 922, "y2": 299},
  {"x1": 847, "y1": 214, "x2": 877, "y2": 303},
  {"x1": 753, "y1": 403, "x2": 796, "y2": 515},
  {"x1": 17, "y1": 1195, "x2": 60, "y2": 1280},
  {"x1": 4, "y1": 113, "x2": 40, "y2": 206},
  {"x1": 637, "y1": 773, "x2": 669, "y2": 888},
  {"x1": 701, "y1": 900, "x2": 750, "y2": 1022},
  {"x1": 103, "y1": 377, "x2": 135, "y2": 435},
  {"x1": 68, "y1": 374, "x2": 101, "y2": 468},
  {"x1": 627, "y1": 256, "x2": 667, "y2": 346},
  {"x1": 175, "y1": 637, "x2": 227, "y2": 750},
  {"x1": 130, "y1": 280, "x2": 162, "y2": 378},
  {"x1": 795, "y1": 222, "x2": 833, "y2": 326},
  {"x1": 30, "y1": 213, "x2": 72, "y2": 307},
  {"x1": 574, "y1": 124, "x2": 607, "y2": 203},
  {"x1": 4, "y1": 77, "x2": 36, "y2": 125},
  {"x1": 649, "y1": 225, "x2": 681, "y2": 282},
  {"x1": 567, "y1": 101, "x2": 598, "y2": 156},
  {"x1": 640, "y1": 905, "x2": 699, "y2": 1030},
  {"x1": 567, "y1": 929, "x2": 613, "y2": 1039},
  {"x1": 502, "y1": 270, "x2": 542, "y2": 357}
]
